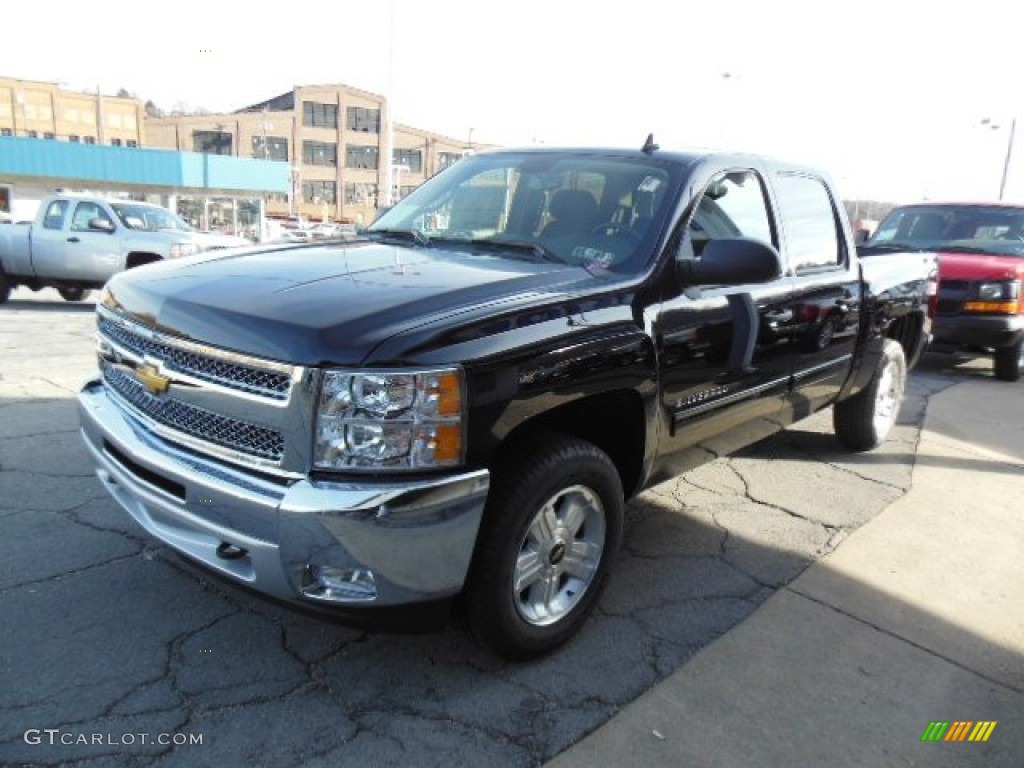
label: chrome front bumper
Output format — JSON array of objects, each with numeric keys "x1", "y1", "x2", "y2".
[{"x1": 78, "y1": 377, "x2": 489, "y2": 617}]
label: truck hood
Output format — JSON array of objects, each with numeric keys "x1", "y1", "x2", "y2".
[
  {"x1": 938, "y1": 251, "x2": 1024, "y2": 281},
  {"x1": 104, "y1": 240, "x2": 595, "y2": 365}
]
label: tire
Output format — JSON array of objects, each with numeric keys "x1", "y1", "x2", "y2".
[
  {"x1": 994, "y1": 338, "x2": 1022, "y2": 382},
  {"x1": 834, "y1": 339, "x2": 907, "y2": 451},
  {"x1": 58, "y1": 287, "x2": 90, "y2": 302},
  {"x1": 461, "y1": 433, "x2": 624, "y2": 660},
  {"x1": 0, "y1": 273, "x2": 10, "y2": 304}
]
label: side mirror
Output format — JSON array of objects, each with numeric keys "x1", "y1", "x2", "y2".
[
  {"x1": 853, "y1": 228, "x2": 870, "y2": 244},
  {"x1": 678, "y1": 237, "x2": 782, "y2": 286},
  {"x1": 89, "y1": 217, "x2": 115, "y2": 233}
]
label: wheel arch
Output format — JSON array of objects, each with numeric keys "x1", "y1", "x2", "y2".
[{"x1": 490, "y1": 388, "x2": 647, "y2": 499}]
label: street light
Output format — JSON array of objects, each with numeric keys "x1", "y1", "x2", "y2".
[{"x1": 981, "y1": 117, "x2": 1017, "y2": 200}]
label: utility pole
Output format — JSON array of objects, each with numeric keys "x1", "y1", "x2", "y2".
[{"x1": 999, "y1": 118, "x2": 1016, "y2": 200}]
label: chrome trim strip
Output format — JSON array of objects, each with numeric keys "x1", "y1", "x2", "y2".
[
  {"x1": 97, "y1": 333, "x2": 294, "y2": 408},
  {"x1": 791, "y1": 354, "x2": 854, "y2": 382},
  {"x1": 103, "y1": 369, "x2": 302, "y2": 477},
  {"x1": 674, "y1": 375, "x2": 790, "y2": 422},
  {"x1": 98, "y1": 304, "x2": 295, "y2": 374}
]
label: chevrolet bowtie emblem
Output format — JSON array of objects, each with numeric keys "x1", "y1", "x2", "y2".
[{"x1": 136, "y1": 363, "x2": 171, "y2": 395}]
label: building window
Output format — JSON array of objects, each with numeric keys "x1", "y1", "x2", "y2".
[
  {"x1": 111, "y1": 138, "x2": 122, "y2": 146},
  {"x1": 393, "y1": 148, "x2": 423, "y2": 173},
  {"x1": 1, "y1": 128, "x2": 11, "y2": 137},
  {"x1": 302, "y1": 180, "x2": 336, "y2": 204},
  {"x1": 346, "y1": 107, "x2": 381, "y2": 133},
  {"x1": 69, "y1": 134, "x2": 80, "y2": 142},
  {"x1": 126, "y1": 140, "x2": 138, "y2": 148},
  {"x1": 302, "y1": 140, "x2": 337, "y2": 167},
  {"x1": 438, "y1": 152, "x2": 464, "y2": 171},
  {"x1": 344, "y1": 182, "x2": 379, "y2": 206},
  {"x1": 84, "y1": 136, "x2": 96, "y2": 144},
  {"x1": 27, "y1": 130, "x2": 38, "y2": 138},
  {"x1": 303, "y1": 101, "x2": 337, "y2": 129},
  {"x1": 43, "y1": 132, "x2": 55, "y2": 140},
  {"x1": 193, "y1": 130, "x2": 233, "y2": 155},
  {"x1": 346, "y1": 145, "x2": 379, "y2": 170},
  {"x1": 251, "y1": 135, "x2": 288, "y2": 161}
]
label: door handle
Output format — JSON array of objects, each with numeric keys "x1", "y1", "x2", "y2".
[{"x1": 67, "y1": 237, "x2": 81, "y2": 243}]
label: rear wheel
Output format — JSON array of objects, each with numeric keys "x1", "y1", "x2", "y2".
[
  {"x1": 994, "y1": 338, "x2": 1023, "y2": 382},
  {"x1": 461, "y1": 433, "x2": 624, "y2": 660},
  {"x1": 834, "y1": 339, "x2": 906, "y2": 451},
  {"x1": 58, "y1": 287, "x2": 90, "y2": 302}
]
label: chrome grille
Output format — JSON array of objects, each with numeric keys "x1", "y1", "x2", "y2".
[
  {"x1": 98, "y1": 315, "x2": 292, "y2": 400},
  {"x1": 102, "y1": 362, "x2": 285, "y2": 463}
]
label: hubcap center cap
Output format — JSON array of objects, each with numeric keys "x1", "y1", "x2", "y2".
[{"x1": 549, "y1": 540, "x2": 567, "y2": 565}]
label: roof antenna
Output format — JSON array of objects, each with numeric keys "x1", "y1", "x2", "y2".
[{"x1": 641, "y1": 133, "x2": 659, "y2": 154}]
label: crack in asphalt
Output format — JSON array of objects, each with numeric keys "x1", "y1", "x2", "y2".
[
  {"x1": 724, "y1": 461, "x2": 820, "y2": 524},
  {"x1": 0, "y1": 550, "x2": 143, "y2": 597}
]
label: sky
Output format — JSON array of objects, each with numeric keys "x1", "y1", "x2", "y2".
[{"x1": 7, "y1": 0, "x2": 1023, "y2": 205}]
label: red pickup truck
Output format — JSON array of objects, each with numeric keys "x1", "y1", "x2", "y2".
[{"x1": 861, "y1": 202, "x2": 1024, "y2": 380}]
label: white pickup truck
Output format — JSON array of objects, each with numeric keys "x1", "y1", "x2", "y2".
[{"x1": 0, "y1": 194, "x2": 249, "y2": 303}]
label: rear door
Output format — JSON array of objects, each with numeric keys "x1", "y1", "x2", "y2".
[{"x1": 770, "y1": 171, "x2": 860, "y2": 420}]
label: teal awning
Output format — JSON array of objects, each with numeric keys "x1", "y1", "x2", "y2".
[{"x1": 0, "y1": 136, "x2": 290, "y2": 195}]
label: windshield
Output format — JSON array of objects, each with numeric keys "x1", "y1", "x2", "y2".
[
  {"x1": 368, "y1": 152, "x2": 679, "y2": 274},
  {"x1": 866, "y1": 204, "x2": 1024, "y2": 258},
  {"x1": 111, "y1": 203, "x2": 192, "y2": 232}
]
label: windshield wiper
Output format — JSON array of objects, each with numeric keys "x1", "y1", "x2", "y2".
[
  {"x1": 364, "y1": 228, "x2": 431, "y2": 246},
  {"x1": 453, "y1": 237, "x2": 563, "y2": 264},
  {"x1": 859, "y1": 242, "x2": 934, "y2": 253}
]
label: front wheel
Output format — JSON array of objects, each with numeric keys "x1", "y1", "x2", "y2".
[
  {"x1": 993, "y1": 338, "x2": 1022, "y2": 382},
  {"x1": 461, "y1": 434, "x2": 624, "y2": 660},
  {"x1": 834, "y1": 339, "x2": 907, "y2": 451},
  {"x1": 58, "y1": 287, "x2": 90, "y2": 302}
]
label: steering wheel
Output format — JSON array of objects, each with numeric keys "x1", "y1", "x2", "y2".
[{"x1": 590, "y1": 222, "x2": 641, "y2": 244}]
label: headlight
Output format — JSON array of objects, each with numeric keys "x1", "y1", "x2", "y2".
[
  {"x1": 169, "y1": 242, "x2": 196, "y2": 259},
  {"x1": 314, "y1": 368, "x2": 464, "y2": 471},
  {"x1": 977, "y1": 282, "x2": 1009, "y2": 300},
  {"x1": 965, "y1": 280, "x2": 1020, "y2": 314}
]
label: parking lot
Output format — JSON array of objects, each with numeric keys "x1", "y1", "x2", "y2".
[{"x1": 0, "y1": 287, "x2": 976, "y2": 767}]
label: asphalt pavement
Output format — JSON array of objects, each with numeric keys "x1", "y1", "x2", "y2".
[
  {"x1": 1, "y1": 288, "x2": 1020, "y2": 767},
  {"x1": 548, "y1": 375, "x2": 1024, "y2": 767}
]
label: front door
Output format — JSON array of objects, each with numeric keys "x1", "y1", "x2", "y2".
[
  {"x1": 654, "y1": 167, "x2": 797, "y2": 480},
  {"x1": 65, "y1": 201, "x2": 120, "y2": 282}
]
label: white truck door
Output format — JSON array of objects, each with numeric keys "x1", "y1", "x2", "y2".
[{"x1": 65, "y1": 201, "x2": 121, "y2": 282}]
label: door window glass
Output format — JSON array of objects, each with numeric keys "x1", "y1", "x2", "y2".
[
  {"x1": 774, "y1": 174, "x2": 842, "y2": 272},
  {"x1": 42, "y1": 200, "x2": 69, "y2": 230},
  {"x1": 686, "y1": 170, "x2": 774, "y2": 258},
  {"x1": 71, "y1": 202, "x2": 114, "y2": 232}
]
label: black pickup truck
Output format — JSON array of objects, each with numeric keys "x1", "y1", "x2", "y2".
[{"x1": 78, "y1": 143, "x2": 935, "y2": 659}]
